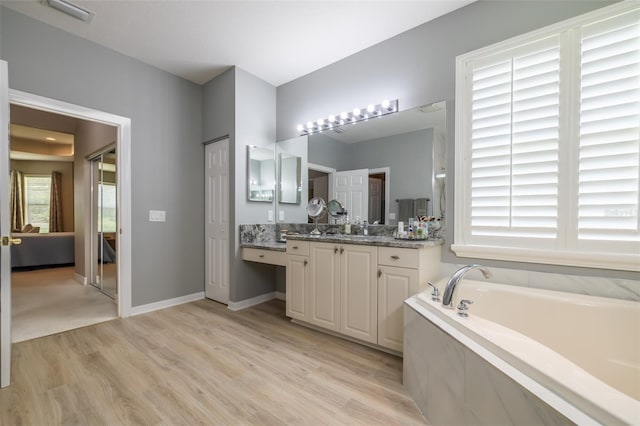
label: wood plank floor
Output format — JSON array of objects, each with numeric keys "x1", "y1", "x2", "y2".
[{"x1": 0, "y1": 299, "x2": 426, "y2": 425}]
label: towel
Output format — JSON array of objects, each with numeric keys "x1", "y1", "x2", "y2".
[
  {"x1": 415, "y1": 198, "x2": 429, "y2": 217},
  {"x1": 397, "y1": 199, "x2": 415, "y2": 222}
]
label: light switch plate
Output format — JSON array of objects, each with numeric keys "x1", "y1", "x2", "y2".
[
  {"x1": 268, "y1": 210, "x2": 274, "y2": 221},
  {"x1": 278, "y1": 210, "x2": 285, "y2": 221},
  {"x1": 389, "y1": 212, "x2": 396, "y2": 220},
  {"x1": 149, "y1": 210, "x2": 166, "y2": 222}
]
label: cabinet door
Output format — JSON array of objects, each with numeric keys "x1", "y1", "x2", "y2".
[
  {"x1": 378, "y1": 265, "x2": 418, "y2": 352},
  {"x1": 340, "y1": 244, "x2": 378, "y2": 343},
  {"x1": 309, "y1": 242, "x2": 341, "y2": 331},
  {"x1": 286, "y1": 254, "x2": 309, "y2": 321}
]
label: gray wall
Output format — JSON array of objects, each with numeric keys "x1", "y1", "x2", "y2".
[
  {"x1": 276, "y1": 0, "x2": 636, "y2": 280},
  {"x1": 202, "y1": 66, "x2": 278, "y2": 303},
  {"x1": 347, "y1": 128, "x2": 433, "y2": 223},
  {"x1": 1, "y1": 6, "x2": 205, "y2": 305}
]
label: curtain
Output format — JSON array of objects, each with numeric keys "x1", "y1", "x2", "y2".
[
  {"x1": 49, "y1": 171, "x2": 63, "y2": 233},
  {"x1": 9, "y1": 170, "x2": 25, "y2": 232}
]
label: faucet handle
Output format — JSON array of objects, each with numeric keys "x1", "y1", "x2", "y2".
[
  {"x1": 457, "y1": 299, "x2": 473, "y2": 317},
  {"x1": 427, "y1": 282, "x2": 440, "y2": 302}
]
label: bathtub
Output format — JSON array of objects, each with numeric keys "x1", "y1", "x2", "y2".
[{"x1": 404, "y1": 278, "x2": 640, "y2": 425}]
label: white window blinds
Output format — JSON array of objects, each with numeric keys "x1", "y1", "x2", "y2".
[
  {"x1": 578, "y1": 12, "x2": 640, "y2": 243},
  {"x1": 470, "y1": 39, "x2": 560, "y2": 240},
  {"x1": 454, "y1": 3, "x2": 640, "y2": 271}
]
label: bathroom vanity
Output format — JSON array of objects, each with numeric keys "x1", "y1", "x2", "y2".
[{"x1": 284, "y1": 234, "x2": 441, "y2": 353}]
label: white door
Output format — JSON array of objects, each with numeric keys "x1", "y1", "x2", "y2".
[
  {"x1": 331, "y1": 169, "x2": 368, "y2": 223},
  {"x1": 205, "y1": 139, "x2": 230, "y2": 303},
  {"x1": 0, "y1": 60, "x2": 13, "y2": 387}
]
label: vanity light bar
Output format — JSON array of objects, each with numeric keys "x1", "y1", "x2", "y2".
[{"x1": 296, "y1": 99, "x2": 399, "y2": 136}]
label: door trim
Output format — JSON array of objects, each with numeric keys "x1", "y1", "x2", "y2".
[{"x1": 9, "y1": 89, "x2": 133, "y2": 317}]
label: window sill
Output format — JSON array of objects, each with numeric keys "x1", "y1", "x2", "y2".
[{"x1": 450, "y1": 244, "x2": 640, "y2": 272}]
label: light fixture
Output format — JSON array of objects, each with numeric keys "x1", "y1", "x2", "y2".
[
  {"x1": 296, "y1": 99, "x2": 399, "y2": 136},
  {"x1": 45, "y1": 137, "x2": 56, "y2": 141},
  {"x1": 47, "y1": 0, "x2": 95, "y2": 22}
]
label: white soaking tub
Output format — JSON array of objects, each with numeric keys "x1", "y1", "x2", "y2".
[{"x1": 404, "y1": 278, "x2": 640, "y2": 425}]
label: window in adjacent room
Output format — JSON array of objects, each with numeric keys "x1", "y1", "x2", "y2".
[
  {"x1": 453, "y1": 2, "x2": 639, "y2": 271},
  {"x1": 98, "y1": 182, "x2": 117, "y2": 233},
  {"x1": 24, "y1": 175, "x2": 51, "y2": 233}
]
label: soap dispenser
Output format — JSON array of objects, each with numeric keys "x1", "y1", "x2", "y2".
[{"x1": 344, "y1": 214, "x2": 351, "y2": 234}]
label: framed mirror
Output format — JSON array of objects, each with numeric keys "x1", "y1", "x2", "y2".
[
  {"x1": 275, "y1": 101, "x2": 446, "y2": 224},
  {"x1": 278, "y1": 152, "x2": 302, "y2": 204},
  {"x1": 247, "y1": 145, "x2": 275, "y2": 202}
]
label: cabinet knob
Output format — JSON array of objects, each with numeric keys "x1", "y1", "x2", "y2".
[
  {"x1": 303, "y1": 259, "x2": 308, "y2": 266},
  {"x1": 340, "y1": 247, "x2": 344, "y2": 254},
  {"x1": 334, "y1": 247, "x2": 338, "y2": 254},
  {"x1": 292, "y1": 245, "x2": 299, "y2": 249},
  {"x1": 259, "y1": 254, "x2": 265, "y2": 258},
  {"x1": 378, "y1": 269, "x2": 382, "y2": 278},
  {"x1": 391, "y1": 255, "x2": 400, "y2": 260}
]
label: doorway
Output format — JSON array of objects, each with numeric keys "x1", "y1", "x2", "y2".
[{"x1": 89, "y1": 149, "x2": 117, "y2": 299}]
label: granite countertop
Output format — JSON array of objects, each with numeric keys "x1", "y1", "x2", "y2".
[
  {"x1": 241, "y1": 241, "x2": 286, "y2": 252},
  {"x1": 286, "y1": 234, "x2": 443, "y2": 249}
]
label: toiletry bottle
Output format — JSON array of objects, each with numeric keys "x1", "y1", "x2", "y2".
[
  {"x1": 363, "y1": 220, "x2": 369, "y2": 236},
  {"x1": 344, "y1": 214, "x2": 351, "y2": 234}
]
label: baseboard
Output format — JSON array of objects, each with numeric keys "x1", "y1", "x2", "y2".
[
  {"x1": 131, "y1": 292, "x2": 205, "y2": 316},
  {"x1": 275, "y1": 291, "x2": 285, "y2": 301},
  {"x1": 74, "y1": 273, "x2": 87, "y2": 285},
  {"x1": 227, "y1": 291, "x2": 282, "y2": 311}
]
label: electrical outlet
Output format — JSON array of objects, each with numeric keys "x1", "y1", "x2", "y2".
[
  {"x1": 279, "y1": 210, "x2": 285, "y2": 221},
  {"x1": 149, "y1": 210, "x2": 166, "y2": 222},
  {"x1": 268, "y1": 210, "x2": 274, "y2": 221},
  {"x1": 389, "y1": 212, "x2": 396, "y2": 220}
]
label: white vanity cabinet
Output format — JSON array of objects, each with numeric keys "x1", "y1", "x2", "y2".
[
  {"x1": 377, "y1": 246, "x2": 440, "y2": 352},
  {"x1": 285, "y1": 241, "x2": 310, "y2": 321},
  {"x1": 286, "y1": 238, "x2": 440, "y2": 353}
]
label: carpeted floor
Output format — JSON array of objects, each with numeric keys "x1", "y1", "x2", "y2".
[{"x1": 11, "y1": 266, "x2": 117, "y2": 342}]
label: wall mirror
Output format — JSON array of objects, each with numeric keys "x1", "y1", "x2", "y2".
[
  {"x1": 247, "y1": 145, "x2": 275, "y2": 202},
  {"x1": 275, "y1": 101, "x2": 446, "y2": 225},
  {"x1": 278, "y1": 152, "x2": 302, "y2": 204}
]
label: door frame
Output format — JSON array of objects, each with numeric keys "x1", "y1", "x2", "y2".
[{"x1": 9, "y1": 89, "x2": 132, "y2": 318}]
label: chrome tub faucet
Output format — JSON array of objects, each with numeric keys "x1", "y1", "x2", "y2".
[{"x1": 442, "y1": 264, "x2": 492, "y2": 308}]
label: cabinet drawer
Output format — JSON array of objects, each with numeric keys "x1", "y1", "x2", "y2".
[
  {"x1": 242, "y1": 248, "x2": 286, "y2": 266},
  {"x1": 378, "y1": 247, "x2": 418, "y2": 269},
  {"x1": 286, "y1": 240, "x2": 310, "y2": 256}
]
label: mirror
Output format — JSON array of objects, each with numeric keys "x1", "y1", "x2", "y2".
[
  {"x1": 276, "y1": 101, "x2": 446, "y2": 225},
  {"x1": 278, "y1": 152, "x2": 302, "y2": 204},
  {"x1": 247, "y1": 145, "x2": 275, "y2": 202},
  {"x1": 327, "y1": 199, "x2": 346, "y2": 219}
]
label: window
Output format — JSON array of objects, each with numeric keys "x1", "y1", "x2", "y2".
[
  {"x1": 453, "y1": 3, "x2": 639, "y2": 271},
  {"x1": 24, "y1": 175, "x2": 51, "y2": 233},
  {"x1": 98, "y1": 183, "x2": 117, "y2": 233}
]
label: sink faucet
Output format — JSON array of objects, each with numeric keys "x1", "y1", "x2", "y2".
[{"x1": 442, "y1": 264, "x2": 492, "y2": 308}]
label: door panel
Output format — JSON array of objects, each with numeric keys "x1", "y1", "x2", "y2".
[
  {"x1": 340, "y1": 244, "x2": 377, "y2": 343},
  {"x1": 1, "y1": 60, "x2": 12, "y2": 387},
  {"x1": 378, "y1": 265, "x2": 418, "y2": 352},
  {"x1": 331, "y1": 169, "x2": 369, "y2": 223},
  {"x1": 309, "y1": 242, "x2": 340, "y2": 331},
  {"x1": 205, "y1": 139, "x2": 230, "y2": 303}
]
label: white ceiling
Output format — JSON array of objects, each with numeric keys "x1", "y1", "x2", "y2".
[{"x1": 1, "y1": 0, "x2": 474, "y2": 86}]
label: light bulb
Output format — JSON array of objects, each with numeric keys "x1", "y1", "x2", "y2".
[
  {"x1": 296, "y1": 124, "x2": 304, "y2": 132},
  {"x1": 328, "y1": 114, "x2": 336, "y2": 123},
  {"x1": 364, "y1": 113, "x2": 369, "y2": 120},
  {"x1": 381, "y1": 100, "x2": 390, "y2": 109},
  {"x1": 307, "y1": 121, "x2": 314, "y2": 129},
  {"x1": 317, "y1": 118, "x2": 324, "y2": 127},
  {"x1": 367, "y1": 104, "x2": 375, "y2": 113},
  {"x1": 340, "y1": 112, "x2": 348, "y2": 120},
  {"x1": 353, "y1": 108, "x2": 361, "y2": 117}
]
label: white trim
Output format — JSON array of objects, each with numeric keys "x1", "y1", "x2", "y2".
[
  {"x1": 73, "y1": 273, "x2": 88, "y2": 285},
  {"x1": 1, "y1": 60, "x2": 12, "y2": 388},
  {"x1": 131, "y1": 292, "x2": 204, "y2": 316},
  {"x1": 9, "y1": 89, "x2": 133, "y2": 317},
  {"x1": 227, "y1": 291, "x2": 280, "y2": 311},
  {"x1": 451, "y1": 244, "x2": 640, "y2": 272},
  {"x1": 307, "y1": 162, "x2": 336, "y2": 174},
  {"x1": 275, "y1": 291, "x2": 285, "y2": 301}
]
